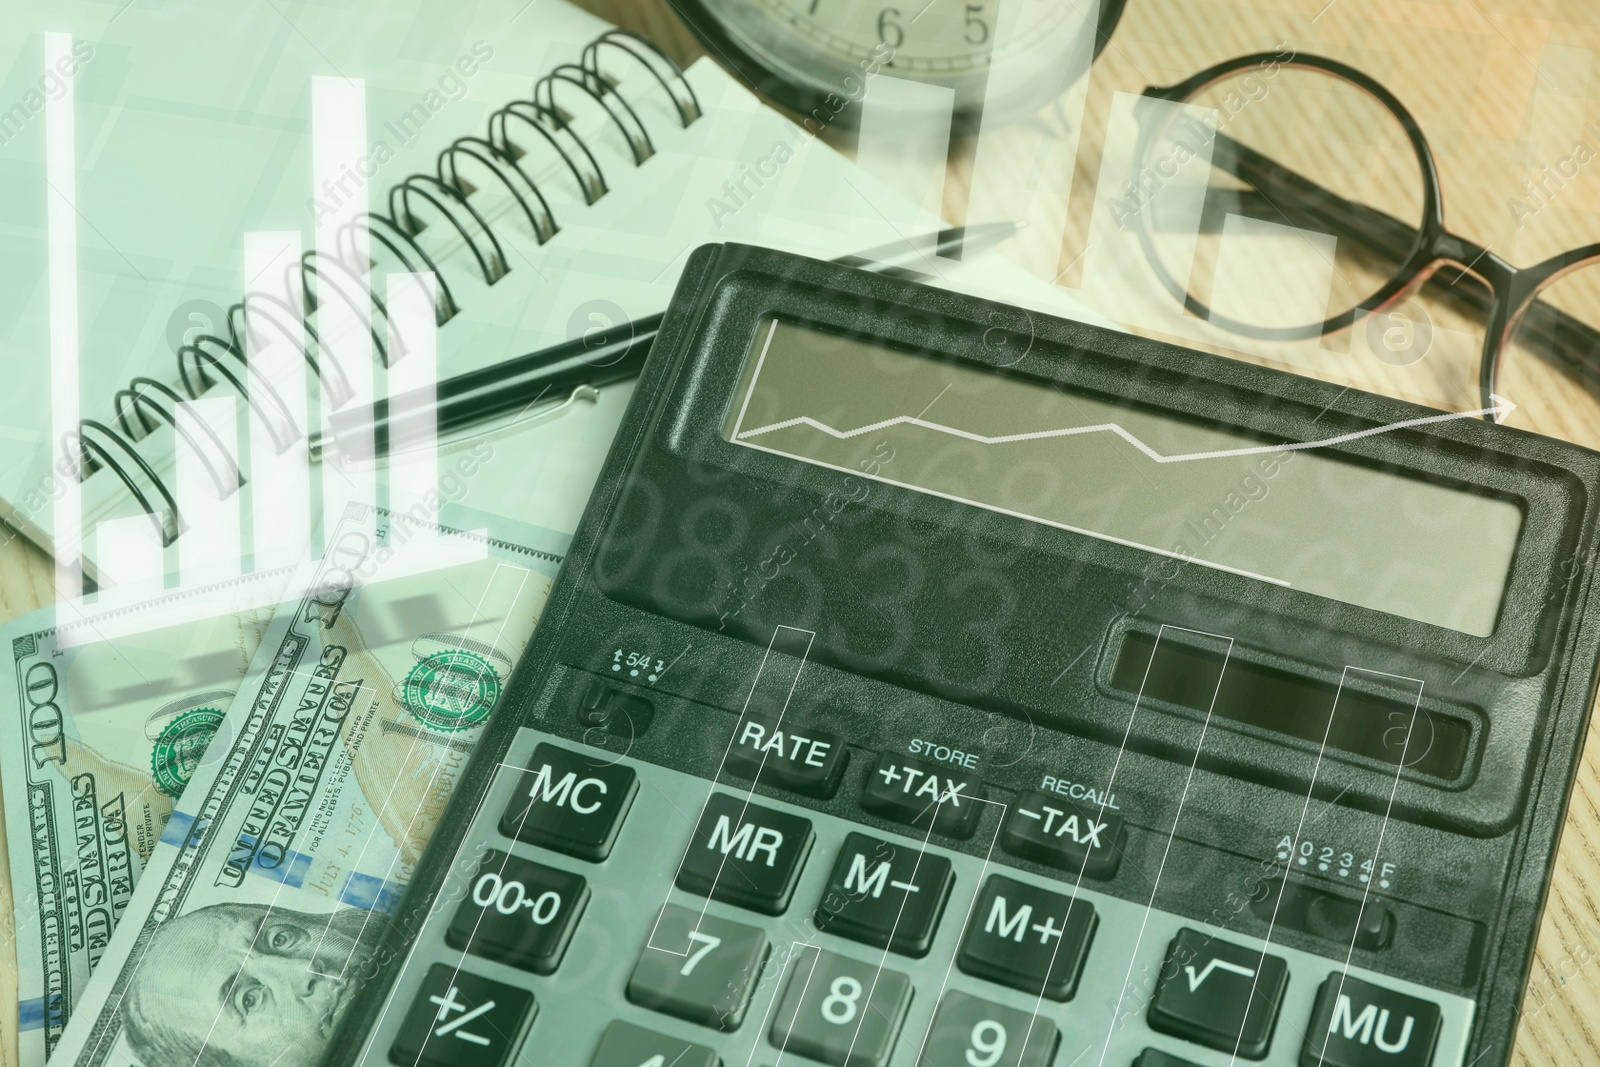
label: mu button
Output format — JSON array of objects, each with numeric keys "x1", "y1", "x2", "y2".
[
  {"x1": 676, "y1": 792, "x2": 814, "y2": 914},
  {"x1": 862, "y1": 752, "x2": 984, "y2": 838},
  {"x1": 1301, "y1": 974, "x2": 1441, "y2": 1067},
  {"x1": 1001, "y1": 790, "x2": 1124, "y2": 880},
  {"x1": 1149, "y1": 929, "x2": 1288, "y2": 1059},
  {"x1": 500, "y1": 743, "x2": 637, "y2": 861}
]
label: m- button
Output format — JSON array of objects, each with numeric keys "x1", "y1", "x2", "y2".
[
  {"x1": 862, "y1": 752, "x2": 984, "y2": 838},
  {"x1": 676, "y1": 792, "x2": 814, "y2": 914},
  {"x1": 813, "y1": 832, "x2": 953, "y2": 956},
  {"x1": 500, "y1": 744, "x2": 638, "y2": 861},
  {"x1": 1301, "y1": 974, "x2": 1441, "y2": 1067},
  {"x1": 1001, "y1": 790, "x2": 1124, "y2": 880}
]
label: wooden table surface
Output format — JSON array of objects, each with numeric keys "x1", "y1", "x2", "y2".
[{"x1": 2, "y1": 0, "x2": 1599, "y2": 1064}]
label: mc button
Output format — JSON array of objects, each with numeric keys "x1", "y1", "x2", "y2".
[
  {"x1": 500, "y1": 744, "x2": 637, "y2": 861},
  {"x1": 862, "y1": 752, "x2": 984, "y2": 838}
]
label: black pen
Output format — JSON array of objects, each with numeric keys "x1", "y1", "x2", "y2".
[{"x1": 310, "y1": 223, "x2": 1018, "y2": 460}]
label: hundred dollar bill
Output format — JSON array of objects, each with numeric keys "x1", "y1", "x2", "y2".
[
  {"x1": 2, "y1": 787, "x2": 18, "y2": 1067},
  {"x1": 0, "y1": 579, "x2": 281, "y2": 1067},
  {"x1": 46, "y1": 504, "x2": 566, "y2": 1067}
]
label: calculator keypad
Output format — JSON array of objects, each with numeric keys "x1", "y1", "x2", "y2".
[
  {"x1": 956, "y1": 875, "x2": 1096, "y2": 1001},
  {"x1": 359, "y1": 728, "x2": 1476, "y2": 1067},
  {"x1": 1000, "y1": 790, "x2": 1125, "y2": 880},
  {"x1": 921, "y1": 991, "x2": 1059, "y2": 1067},
  {"x1": 587, "y1": 1020, "x2": 720, "y2": 1067},
  {"x1": 390, "y1": 964, "x2": 535, "y2": 1067},
  {"x1": 863, "y1": 753, "x2": 985, "y2": 839},
  {"x1": 1301, "y1": 974, "x2": 1443, "y2": 1067}
]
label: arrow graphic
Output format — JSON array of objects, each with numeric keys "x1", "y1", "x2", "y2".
[{"x1": 737, "y1": 395, "x2": 1517, "y2": 464}]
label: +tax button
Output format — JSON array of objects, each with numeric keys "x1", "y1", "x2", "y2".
[{"x1": 862, "y1": 752, "x2": 985, "y2": 838}]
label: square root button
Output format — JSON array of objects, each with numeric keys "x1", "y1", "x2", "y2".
[
  {"x1": 1300, "y1": 973, "x2": 1441, "y2": 1067},
  {"x1": 1148, "y1": 928, "x2": 1288, "y2": 1059}
]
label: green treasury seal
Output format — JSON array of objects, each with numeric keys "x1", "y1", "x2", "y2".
[
  {"x1": 403, "y1": 649, "x2": 501, "y2": 732},
  {"x1": 151, "y1": 707, "x2": 227, "y2": 798}
]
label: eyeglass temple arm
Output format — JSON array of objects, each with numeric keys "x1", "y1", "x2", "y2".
[{"x1": 1210, "y1": 132, "x2": 1600, "y2": 386}]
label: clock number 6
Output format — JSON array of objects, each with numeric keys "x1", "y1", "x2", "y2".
[
  {"x1": 877, "y1": 7, "x2": 904, "y2": 49},
  {"x1": 965, "y1": 4, "x2": 990, "y2": 45}
]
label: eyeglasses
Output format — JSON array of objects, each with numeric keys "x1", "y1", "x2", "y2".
[{"x1": 1123, "y1": 51, "x2": 1600, "y2": 447}]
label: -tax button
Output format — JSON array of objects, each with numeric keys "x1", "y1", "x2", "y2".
[
  {"x1": 862, "y1": 752, "x2": 984, "y2": 838},
  {"x1": 500, "y1": 744, "x2": 638, "y2": 861},
  {"x1": 1301, "y1": 974, "x2": 1441, "y2": 1067},
  {"x1": 1002, "y1": 790, "x2": 1124, "y2": 880}
]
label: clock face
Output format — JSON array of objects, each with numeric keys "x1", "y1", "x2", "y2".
[{"x1": 676, "y1": 0, "x2": 1124, "y2": 128}]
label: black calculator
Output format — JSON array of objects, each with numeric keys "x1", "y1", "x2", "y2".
[{"x1": 329, "y1": 244, "x2": 1600, "y2": 1067}]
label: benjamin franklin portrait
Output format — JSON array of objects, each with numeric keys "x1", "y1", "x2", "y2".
[{"x1": 120, "y1": 902, "x2": 389, "y2": 1067}]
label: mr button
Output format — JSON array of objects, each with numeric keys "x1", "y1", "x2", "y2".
[
  {"x1": 1002, "y1": 790, "x2": 1124, "y2": 880},
  {"x1": 676, "y1": 792, "x2": 814, "y2": 914},
  {"x1": 724, "y1": 716, "x2": 847, "y2": 798},
  {"x1": 500, "y1": 744, "x2": 638, "y2": 861},
  {"x1": 862, "y1": 753, "x2": 984, "y2": 838},
  {"x1": 1301, "y1": 974, "x2": 1441, "y2": 1067}
]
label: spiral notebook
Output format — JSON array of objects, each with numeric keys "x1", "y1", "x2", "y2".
[{"x1": 0, "y1": 0, "x2": 1096, "y2": 586}]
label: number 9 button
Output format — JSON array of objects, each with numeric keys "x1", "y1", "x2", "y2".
[{"x1": 446, "y1": 850, "x2": 589, "y2": 974}]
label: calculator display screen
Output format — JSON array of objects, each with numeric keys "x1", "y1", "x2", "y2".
[{"x1": 724, "y1": 318, "x2": 1522, "y2": 637}]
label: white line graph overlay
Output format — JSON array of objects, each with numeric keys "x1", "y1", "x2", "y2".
[{"x1": 737, "y1": 395, "x2": 1516, "y2": 464}]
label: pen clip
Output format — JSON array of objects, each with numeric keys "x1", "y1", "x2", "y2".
[
  {"x1": 326, "y1": 384, "x2": 601, "y2": 467},
  {"x1": 435, "y1": 382, "x2": 601, "y2": 454}
]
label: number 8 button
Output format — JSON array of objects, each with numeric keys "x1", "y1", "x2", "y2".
[
  {"x1": 446, "y1": 851, "x2": 588, "y2": 975},
  {"x1": 771, "y1": 946, "x2": 913, "y2": 1067}
]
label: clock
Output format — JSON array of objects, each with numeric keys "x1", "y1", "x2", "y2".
[{"x1": 671, "y1": 0, "x2": 1127, "y2": 132}]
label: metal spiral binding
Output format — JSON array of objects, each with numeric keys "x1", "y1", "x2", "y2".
[{"x1": 82, "y1": 29, "x2": 700, "y2": 545}]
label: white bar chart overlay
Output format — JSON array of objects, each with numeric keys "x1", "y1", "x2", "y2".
[
  {"x1": 857, "y1": 75, "x2": 955, "y2": 260},
  {"x1": 176, "y1": 396, "x2": 243, "y2": 580},
  {"x1": 45, "y1": 32, "x2": 83, "y2": 601},
  {"x1": 94, "y1": 514, "x2": 164, "y2": 592},
  {"x1": 244, "y1": 231, "x2": 312, "y2": 570},
  {"x1": 313, "y1": 75, "x2": 376, "y2": 552},
  {"x1": 385, "y1": 270, "x2": 440, "y2": 545}
]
